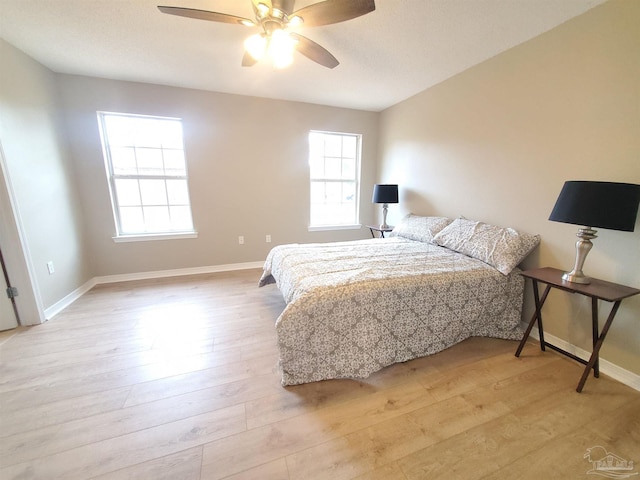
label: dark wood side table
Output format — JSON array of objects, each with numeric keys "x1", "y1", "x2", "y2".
[
  {"x1": 366, "y1": 225, "x2": 394, "y2": 238},
  {"x1": 515, "y1": 267, "x2": 640, "y2": 392}
]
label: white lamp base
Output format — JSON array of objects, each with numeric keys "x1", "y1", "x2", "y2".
[{"x1": 380, "y1": 203, "x2": 390, "y2": 229}]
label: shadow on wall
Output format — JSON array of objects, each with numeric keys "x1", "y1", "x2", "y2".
[{"x1": 400, "y1": 189, "x2": 439, "y2": 217}]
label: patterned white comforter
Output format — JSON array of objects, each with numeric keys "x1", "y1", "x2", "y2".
[{"x1": 259, "y1": 237, "x2": 524, "y2": 386}]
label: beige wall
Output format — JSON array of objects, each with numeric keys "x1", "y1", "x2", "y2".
[
  {"x1": 57, "y1": 75, "x2": 379, "y2": 277},
  {"x1": 378, "y1": 0, "x2": 640, "y2": 374},
  {"x1": 0, "y1": 39, "x2": 89, "y2": 320}
]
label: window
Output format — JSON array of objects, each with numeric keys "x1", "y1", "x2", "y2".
[
  {"x1": 308, "y1": 131, "x2": 361, "y2": 229},
  {"x1": 98, "y1": 112, "x2": 195, "y2": 239}
]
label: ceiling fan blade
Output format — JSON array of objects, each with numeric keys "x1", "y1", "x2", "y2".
[
  {"x1": 291, "y1": 0, "x2": 375, "y2": 27},
  {"x1": 291, "y1": 33, "x2": 339, "y2": 69},
  {"x1": 242, "y1": 51, "x2": 258, "y2": 67},
  {"x1": 158, "y1": 6, "x2": 253, "y2": 25}
]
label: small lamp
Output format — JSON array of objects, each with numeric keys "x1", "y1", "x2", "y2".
[
  {"x1": 372, "y1": 184, "x2": 398, "y2": 229},
  {"x1": 549, "y1": 181, "x2": 640, "y2": 284}
]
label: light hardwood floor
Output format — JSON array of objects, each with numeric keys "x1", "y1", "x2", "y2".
[{"x1": 1, "y1": 269, "x2": 638, "y2": 479}]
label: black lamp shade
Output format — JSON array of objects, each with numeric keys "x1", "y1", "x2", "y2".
[
  {"x1": 372, "y1": 184, "x2": 398, "y2": 204},
  {"x1": 549, "y1": 181, "x2": 640, "y2": 232}
]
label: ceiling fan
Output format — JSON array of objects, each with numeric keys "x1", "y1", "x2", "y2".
[{"x1": 158, "y1": 0, "x2": 376, "y2": 69}]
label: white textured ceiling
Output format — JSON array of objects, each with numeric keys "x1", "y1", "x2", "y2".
[{"x1": 0, "y1": 0, "x2": 605, "y2": 111}]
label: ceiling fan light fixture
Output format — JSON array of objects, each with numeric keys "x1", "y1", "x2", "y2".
[
  {"x1": 272, "y1": 51, "x2": 294, "y2": 69},
  {"x1": 268, "y1": 29, "x2": 296, "y2": 68},
  {"x1": 240, "y1": 19, "x2": 256, "y2": 27},
  {"x1": 244, "y1": 33, "x2": 267, "y2": 60},
  {"x1": 288, "y1": 15, "x2": 303, "y2": 27},
  {"x1": 256, "y1": 2, "x2": 270, "y2": 16}
]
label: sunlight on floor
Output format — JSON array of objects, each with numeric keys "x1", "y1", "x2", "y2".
[{"x1": 134, "y1": 304, "x2": 215, "y2": 376}]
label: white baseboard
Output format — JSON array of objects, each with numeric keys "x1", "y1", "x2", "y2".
[
  {"x1": 44, "y1": 279, "x2": 97, "y2": 321},
  {"x1": 529, "y1": 329, "x2": 640, "y2": 392},
  {"x1": 91, "y1": 261, "x2": 264, "y2": 285},
  {"x1": 44, "y1": 261, "x2": 264, "y2": 320}
]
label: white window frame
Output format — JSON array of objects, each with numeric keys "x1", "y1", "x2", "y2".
[
  {"x1": 97, "y1": 112, "x2": 197, "y2": 242},
  {"x1": 308, "y1": 130, "x2": 362, "y2": 231}
]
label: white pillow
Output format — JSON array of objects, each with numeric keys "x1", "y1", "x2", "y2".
[
  {"x1": 432, "y1": 217, "x2": 540, "y2": 275},
  {"x1": 390, "y1": 214, "x2": 452, "y2": 243}
]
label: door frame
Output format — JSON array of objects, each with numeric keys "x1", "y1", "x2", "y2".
[
  {"x1": 0, "y1": 141, "x2": 45, "y2": 326},
  {"x1": 0, "y1": 243, "x2": 20, "y2": 328}
]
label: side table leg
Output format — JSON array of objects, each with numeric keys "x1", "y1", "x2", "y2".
[
  {"x1": 591, "y1": 297, "x2": 599, "y2": 378},
  {"x1": 577, "y1": 300, "x2": 621, "y2": 393},
  {"x1": 535, "y1": 283, "x2": 549, "y2": 351},
  {"x1": 515, "y1": 281, "x2": 551, "y2": 357}
]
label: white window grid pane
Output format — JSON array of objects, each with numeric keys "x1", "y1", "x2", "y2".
[
  {"x1": 158, "y1": 120, "x2": 184, "y2": 149},
  {"x1": 342, "y1": 135, "x2": 357, "y2": 158},
  {"x1": 342, "y1": 157, "x2": 356, "y2": 180},
  {"x1": 135, "y1": 119, "x2": 165, "y2": 148},
  {"x1": 311, "y1": 203, "x2": 356, "y2": 226},
  {"x1": 324, "y1": 157, "x2": 342, "y2": 180},
  {"x1": 324, "y1": 182, "x2": 342, "y2": 203},
  {"x1": 139, "y1": 179, "x2": 169, "y2": 206},
  {"x1": 343, "y1": 182, "x2": 356, "y2": 202},
  {"x1": 310, "y1": 182, "x2": 325, "y2": 204},
  {"x1": 310, "y1": 203, "x2": 333, "y2": 226},
  {"x1": 308, "y1": 132, "x2": 324, "y2": 155},
  {"x1": 119, "y1": 206, "x2": 144, "y2": 234},
  {"x1": 143, "y1": 206, "x2": 172, "y2": 232},
  {"x1": 99, "y1": 112, "x2": 194, "y2": 235},
  {"x1": 110, "y1": 146, "x2": 137, "y2": 175},
  {"x1": 309, "y1": 155, "x2": 325, "y2": 179},
  {"x1": 310, "y1": 180, "x2": 357, "y2": 224},
  {"x1": 163, "y1": 149, "x2": 187, "y2": 176},
  {"x1": 114, "y1": 179, "x2": 142, "y2": 207},
  {"x1": 169, "y1": 206, "x2": 193, "y2": 231},
  {"x1": 166, "y1": 179, "x2": 190, "y2": 205},
  {"x1": 135, "y1": 147, "x2": 165, "y2": 176},
  {"x1": 308, "y1": 131, "x2": 360, "y2": 227},
  {"x1": 324, "y1": 134, "x2": 343, "y2": 157},
  {"x1": 104, "y1": 116, "x2": 135, "y2": 147}
]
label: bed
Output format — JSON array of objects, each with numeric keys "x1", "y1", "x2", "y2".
[{"x1": 259, "y1": 215, "x2": 540, "y2": 386}]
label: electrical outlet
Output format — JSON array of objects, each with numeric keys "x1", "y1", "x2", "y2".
[
  {"x1": 266, "y1": 234, "x2": 271, "y2": 243},
  {"x1": 46, "y1": 261, "x2": 55, "y2": 275},
  {"x1": 238, "y1": 236, "x2": 244, "y2": 245}
]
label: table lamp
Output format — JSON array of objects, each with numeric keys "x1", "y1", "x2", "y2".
[
  {"x1": 372, "y1": 184, "x2": 398, "y2": 229},
  {"x1": 548, "y1": 181, "x2": 640, "y2": 284}
]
